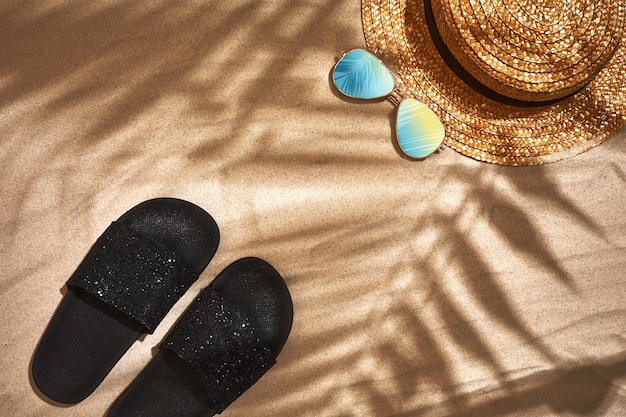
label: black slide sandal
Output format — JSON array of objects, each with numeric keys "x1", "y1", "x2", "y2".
[
  {"x1": 106, "y1": 257, "x2": 293, "y2": 417},
  {"x1": 31, "y1": 198, "x2": 220, "y2": 404}
]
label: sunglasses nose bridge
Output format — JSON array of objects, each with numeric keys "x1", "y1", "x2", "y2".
[{"x1": 387, "y1": 87, "x2": 404, "y2": 107}]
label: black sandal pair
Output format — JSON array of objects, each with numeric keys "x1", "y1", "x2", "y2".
[{"x1": 31, "y1": 198, "x2": 293, "y2": 416}]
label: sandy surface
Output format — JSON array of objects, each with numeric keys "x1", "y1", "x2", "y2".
[{"x1": 1, "y1": 1, "x2": 625, "y2": 416}]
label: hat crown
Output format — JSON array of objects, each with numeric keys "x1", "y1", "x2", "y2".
[{"x1": 432, "y1": 0, "x2": 625, "y2": 101}]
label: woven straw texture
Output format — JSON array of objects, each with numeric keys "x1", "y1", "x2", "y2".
[{"x1": 362, "y1": 0, "x2": 626, "y2": 165}]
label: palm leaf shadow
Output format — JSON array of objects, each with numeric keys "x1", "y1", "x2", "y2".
[{"x1": 1, "y1": 1, "x2": 623, "y2": 416}]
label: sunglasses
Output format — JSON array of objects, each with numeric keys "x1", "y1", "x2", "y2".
[{"x1": 332, "y1": 49, "x2": 445, "y2": 159}]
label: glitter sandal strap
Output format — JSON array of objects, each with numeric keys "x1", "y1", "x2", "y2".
[
  {"x1": 67, "y1": 220, "x2": 198, "y2": 333},
  {"x1": 163, "y1": 287, "x2": 276, "y2": 413},
  {"x1": 106, "y1": 257, "x2": 293, "y2": 417}
]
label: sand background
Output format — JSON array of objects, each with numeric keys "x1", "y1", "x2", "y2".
[{"x1": 1, "y1": 1, "x2": 625, "y2": 416}]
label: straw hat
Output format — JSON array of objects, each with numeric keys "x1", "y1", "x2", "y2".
[{"x1": 361, "y1": 0, "x2": 626, "y2": 165}]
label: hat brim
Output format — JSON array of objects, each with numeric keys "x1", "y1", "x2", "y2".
[{"x1": 362, "y1": 0, "x2": 626, "y2": 165}]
